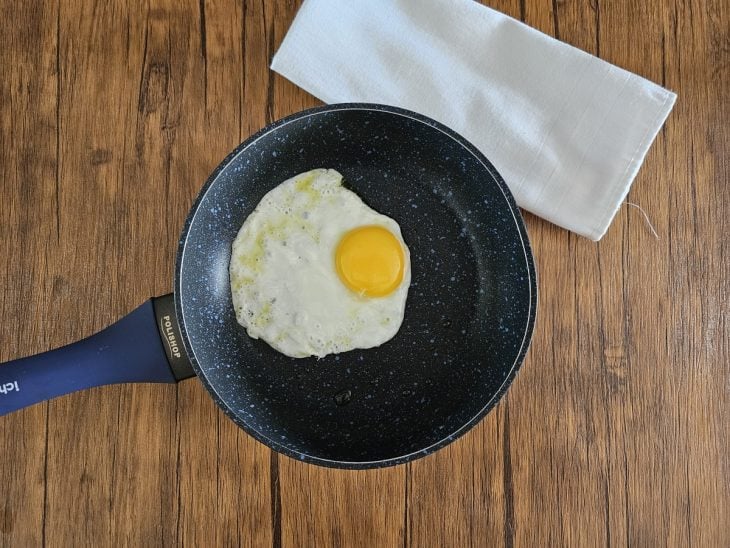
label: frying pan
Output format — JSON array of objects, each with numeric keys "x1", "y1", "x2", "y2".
[{"x1": 0, "y1": 104, "x2": 536, "y2": 468}]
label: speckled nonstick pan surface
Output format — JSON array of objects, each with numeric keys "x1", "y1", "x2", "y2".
[{"x1": 176, "y1": 103, "x2": 537, "y2": 468}]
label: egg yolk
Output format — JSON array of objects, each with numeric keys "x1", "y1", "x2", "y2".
[{"x1": 335, "y1": 225, "x2": 405, "y2": 297}]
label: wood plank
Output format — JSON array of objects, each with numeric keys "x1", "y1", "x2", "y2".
[
  {"x1": 518, "y1": 2, "x2": 616, "y2": 544},
  {"x1": 42, "y1": 1, "x2": 179, "y2": 545},
  {"x1": 0, "y1": 1, "x2": 59, "y2": 546},
  {"x1": 655, "y1": 0, "x2": 729, "y2": 545}
]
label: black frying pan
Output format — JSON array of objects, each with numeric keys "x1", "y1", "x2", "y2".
[{"x1": 1, "y1": 104, "x2": 536, "y2": 468}]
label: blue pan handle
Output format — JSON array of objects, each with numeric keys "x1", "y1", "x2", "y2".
[{"x1": 0, "y1": 294, "x2": 194, "y2": 416}]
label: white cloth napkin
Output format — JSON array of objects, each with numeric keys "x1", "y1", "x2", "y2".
[{"x1": 271, "y1": 0, "x2": 676, "y2": 240}]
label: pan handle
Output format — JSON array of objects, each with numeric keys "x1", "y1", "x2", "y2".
[{"x1": 0, "y1": 294, "x2": 195, "y2": 416}]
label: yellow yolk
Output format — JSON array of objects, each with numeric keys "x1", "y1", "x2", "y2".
[{"x1": 335, "y1": 225, "x2": 405, "y2": 297}]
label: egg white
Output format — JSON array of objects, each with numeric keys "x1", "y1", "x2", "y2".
[{"x1": 229, "y1": 169, "x2": 411, "y2": 358}]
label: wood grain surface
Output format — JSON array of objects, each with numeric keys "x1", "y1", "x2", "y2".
[{"x1": 1, "y1": 0, "x2": 727, "y2": 546}]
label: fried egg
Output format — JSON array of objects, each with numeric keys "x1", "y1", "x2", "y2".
[{"x1": 229, "y1": 169, "x2": 411, "y2": 358}]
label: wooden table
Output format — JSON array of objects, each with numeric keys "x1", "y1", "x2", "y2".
[{"x1": 1, "y1": 1, "x2": 727, "y2": 546}]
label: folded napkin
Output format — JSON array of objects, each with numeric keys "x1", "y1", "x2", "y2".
[{"x1": 271, "y1": 0, "x2": 676, "y2": 240}]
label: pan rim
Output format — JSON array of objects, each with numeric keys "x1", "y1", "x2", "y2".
[{"x1": 175, "y1": 103, "x2": 537, "y2": 469}]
